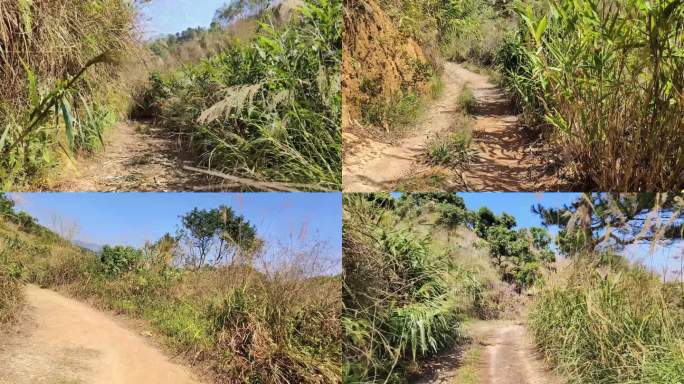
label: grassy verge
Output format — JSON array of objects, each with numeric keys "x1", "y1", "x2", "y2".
[
  {"x1": 0, "y1": 0, "x2": 139, "y2": 188},
  {"x1": 529, "y1": 258, "x2": 684, "y2": 383},
  {"x1": 139, "y1": 0, "x2": 342, "y2": 190},
  {"x1": 499, "y1": 0, "x2": 684, "y2": 189}
]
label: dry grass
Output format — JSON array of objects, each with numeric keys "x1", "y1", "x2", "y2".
[{"x1": 0, "y1": 215, "x2": 341, "y2": 384}]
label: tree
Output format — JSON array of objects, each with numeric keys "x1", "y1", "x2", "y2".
[
  {"x1": 100, "y1": 245, "x2": 143, "y2": 276},
  {"x1": 534, "y1": 193, "x2": 684, "y2": 256},
  {"x1": 178, "y1": 205, "x2": 259, "y2": 269},
  {"x1": 213, "y1": 0, "x2": 270, "y2": 26}
]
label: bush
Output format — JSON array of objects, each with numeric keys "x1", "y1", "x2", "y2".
[
  {"x1": 143, "y1": 0, "x2": 342, "y2": 189},
  {"x1": 100, "y1": 245, "x2": 143, "y2": 277},
  {"x1": 342, "y1": 194, "x2": 488, "y2": 383}
]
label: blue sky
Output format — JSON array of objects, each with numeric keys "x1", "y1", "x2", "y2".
[
  {"x1": 137, "y1": 0, "x2": 229, "y2": 38},
  {"x1": 8, "y1": 193, "x2": 342, "y2": 266},
  {"x1": 459, "y1": 192, "x2": 580, "y2": 232}
]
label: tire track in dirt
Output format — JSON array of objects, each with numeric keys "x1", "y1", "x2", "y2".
[
  {"x1": 343, "y1": 63, "x2": 555, "y2": 192},
  {"x1": 477, "y1": 322, "x2": 564, "y2": 384},
  {"x1": 416, "y1": 321, "x2": 564, "y2": 384},
  {"x1": 0, "y1": 285, "x2": 203, "y2": 384}
]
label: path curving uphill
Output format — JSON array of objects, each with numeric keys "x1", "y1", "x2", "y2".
[
  {"x1": 0, "y1": 285, "x2": 203, "y2": 384},
  {"x1": 343, "y1": 63, "x2": 555, "y2": 192}
]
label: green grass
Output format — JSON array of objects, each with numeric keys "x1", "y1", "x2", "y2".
[
  {"x1": 453, "y1": 341, "x2": 482, "y2": 384},
  {"x1": 499, "y1": 0, "x2": 684, "y2": 190},
  {"x1": 529, "y1": 259, "x2": 684, "y2": 383},
  {"x1": 457, "y1": 85, "x2": 476, "y2": 114},
  {"x1": 361, "y1": 91, "x2": 424, "y2": 130},
  {"x1": 426, "y1": 115, "x2": 475, "y2": 166},
  {"x1": 140, "y1": 0, "x2": 342, "y2": 190},
  {"x1": 0, "y1": 0, "x2": 138, "y2": 188}
]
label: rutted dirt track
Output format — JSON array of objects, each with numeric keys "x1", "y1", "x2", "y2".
[
  {"x1": 49, "y1": 121, "x2": 210, "y2": 192},
  {"x1": 343, "y1": 62, "x2": 554, "y2": 192},
  {"x1": 0, "y1": 285, "x2": 203, "y2": 384},
  {"x1": 418, "y1": 321, "x2": 564, "y2": 384},
  {"x1": 475, "y1": 321, "x2": 563, "y2": 384}
]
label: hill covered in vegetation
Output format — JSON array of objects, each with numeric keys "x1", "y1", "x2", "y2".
[
  {"x1": 0, "y1": 194, "x2": 341, "y2": 383},
  {"x1": 0, "y1": 0, "x2": 341, "y2": 191}
]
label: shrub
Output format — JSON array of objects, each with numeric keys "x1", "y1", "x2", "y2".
[
  {"x1": 342, "y1": 194, "x2": 488, "y2": 383},
  {"x1": 457, "y1": 85, "x2": 476, "y2": 114},
  {"x1": 100, "y1": 245, "x2": 143, "y2": 277},
  {"x1": 144, "y1": 0, "x2": 342, "y2": 189}
]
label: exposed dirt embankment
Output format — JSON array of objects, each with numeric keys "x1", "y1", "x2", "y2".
[{"x1": 342, "y1": 0, "x2": 433, "y2": 145}]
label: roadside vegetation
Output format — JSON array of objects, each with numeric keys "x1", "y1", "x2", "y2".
[
  {"x1": 0, "y1": 194, "x2": 341, "y2": 384},
  {"x1": 529, "y1": 193, "x2": 684, "y2": 383},
  {"x1": 500, "y1": 0, "x2": 684, "y2": 190},
  {"x1": 342, "y1": 193, "x2": 556, "y2": 382},
  {"x1": 345, "y1": 0, "x2": 684, "y2": 190},
  {"x1": 343, "y1": 192, "x2": 684, "y2": 383},
  {"x1": 1, "y1": 0, "x2": 342, "y2": 190},
  {"x1": 0, "y1": 0, "x2": 140, "y2": 188}
]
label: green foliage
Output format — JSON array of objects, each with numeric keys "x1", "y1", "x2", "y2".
[
  {"x1": 529, "y1": 261, "x2": 684, "y2": 383},
  {"x1": 100, "y1": 245, "x2": 143, "y2": 277},
  {"x1": 499, "y1": 0, "x2": 684, "y2": 189},
  {"x1": 0, "y1": 0, "x2": 137, "y2": 187},
  {"x1": 426, "y1": 123, "x2": 476, "y2": 166},
  {"x1": 361, "y1": 91, "x2": 424, "y2": 129},
  {"x1": 179, "y1": 205, "x2": 259, "y2": 268},
  {"x1": 0, "y1": 206, "x2": 340, "y2": 384},
  {"x1": 457, "y1": 85, "x2": 476, "y2": 113},
  {"x1": 143, "y1": 0, "x2": 342, "y2": 189},
  {"x1": 343, "y1": 194, "x2": 485, "y2": 383}
]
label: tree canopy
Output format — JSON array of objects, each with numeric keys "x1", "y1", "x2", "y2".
[
  {"x1": 178, "y1": 205, "x2": 259, "y2": 269},
  {"x1": 534, "y1": 193, "x2": 684, "y2": 256}
]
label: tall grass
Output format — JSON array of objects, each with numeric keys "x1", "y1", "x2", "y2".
[
  {"x1": 499, "y1": 0, "x2": 684, "y2": 189},
  {"x1": 342, "y1": 194, "x2": 491, "y2": 383},
  {"x1": 529, "y1": 258, "x2": 684, "y2": 383},
  {"x1": 0, "y1": 0, "x2": 139, "y2": 187},
  {"x1": 141, "y1": 0, "x2": 342, "y2": 190},
  {"x1": 0, "y1": 209, "x2": 340, "y2": 383}
]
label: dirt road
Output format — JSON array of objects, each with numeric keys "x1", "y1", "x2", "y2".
[
  {"x1": 475, "y1": 321, "x2": 563, "y2": 384},
  {"x1": 343, "y1": 62, "x2": 467, "y2": 192},
  {"x1": 416, "y1": 320, "x2": 563, "y2": 384},
  {"x1": 343, "y1": 63, "x2": 554, "y2": 192},
  {"x1": 49, "y1": 121, "x2": 211, "y2": 192},
  {"x1": 0, "y1": 285, "x2": 203, "y2": 384}
]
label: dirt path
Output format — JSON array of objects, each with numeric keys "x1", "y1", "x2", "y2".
[
  {"x1": 343, "y1": 63, "x2": 554, "y2": 192},
  {"x1": 417, "y1": 320, "x2": 564, "y2": 384},
  {"x1": 0, "y1": 285, "x2": 203, "y2": 384},
  {"x1": 48, "y1": 121, "x2": 212, "y2": 191},
  {"x1": 475, "y1": 321, "x2": 563, "y2": 384}
]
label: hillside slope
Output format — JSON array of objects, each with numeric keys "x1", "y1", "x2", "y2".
[{"x1": 0, "y1": 285, "x2": 203, "y2": 384}]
